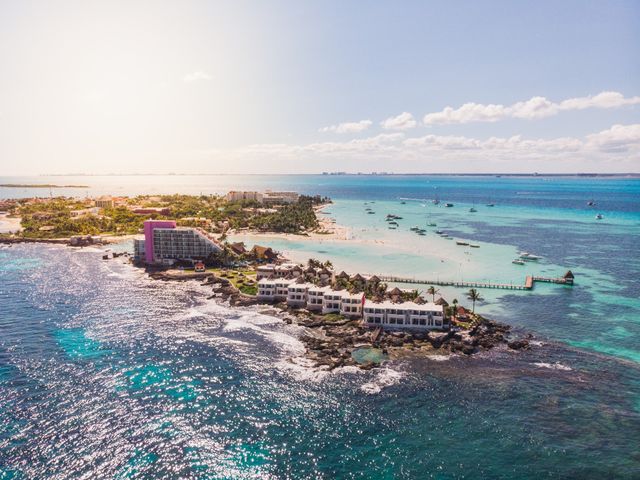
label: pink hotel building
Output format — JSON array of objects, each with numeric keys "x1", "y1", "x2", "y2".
[{"x1": 134, "y1": 220, "x2": 221, "y2": 265}]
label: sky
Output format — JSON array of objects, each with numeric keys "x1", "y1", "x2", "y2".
[{"x1": 0, "y1": 0, "x2": 639, "y2": 175}]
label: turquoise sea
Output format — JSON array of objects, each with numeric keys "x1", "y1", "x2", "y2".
[{"x1": 1, "y1": 174, "x2": 639, "y2": 478}]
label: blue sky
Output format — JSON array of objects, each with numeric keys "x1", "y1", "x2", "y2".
[{"x1": 0, "y1": 0, "x2": 638, "y2": 174}]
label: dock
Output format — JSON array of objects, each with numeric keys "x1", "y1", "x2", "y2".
[{"x1": 375, "y1": 273, "x2": 574, "y2": 291}]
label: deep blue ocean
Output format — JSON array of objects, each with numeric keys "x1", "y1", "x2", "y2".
[{"x1": 1, "y1": 175, "x2": 639, "y2": 478}]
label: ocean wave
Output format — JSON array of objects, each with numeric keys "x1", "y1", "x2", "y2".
[
  {"x1": 360, "y1": 367, "x2": 405, "y2": 394},
  {"x1": 534, "y1": 362, "x2": 572, "y2": 371},
  {"x1": 425, "y1": 354, "x2": 452, "y2": 362}
]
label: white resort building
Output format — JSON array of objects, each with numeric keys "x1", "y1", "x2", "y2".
[
  {"x1": 307, "y1": 285, "x2": 330, "y2": 311},
  {"x1": 322, "y1": 291, "x2": 343, "y2": 315},
  {"x1": 256, "y1": 263, "x2": 301, "y2": 280},
  {"x1": 257, "y1": 279, "x2": 277, "y2": 302},
  {"x1": 363, "y1": 302, "x2": 445, "y2": 330},
  {"x1": 287, "y1": 283, "x2": 313, "y2": 307},
  {"x1": 274, "y1": 279, "x2": 295, "y2": 301},
  {"x1": 340, "y1": 292, "x2": 363, "y2": 318},
  {"x1": 255, "y1": 278, "x2": 448, "y2": 330}
]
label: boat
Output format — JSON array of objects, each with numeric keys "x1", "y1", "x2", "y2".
[
  {"x1": 445, "y1": 203, "x2": 454, "y2": 207},
  {"x1": 486, "y1": 203, "x2": 495, "y2": 207},
  {"x1": 389, "y1": 221, "x2": 399, "y2": 226},
  {"x1": 596, "y1": 214, "x2": 603, "y2": 220},
  {"x1": 469, "y1": 244, "x2": 480, "y2": 248},
  {"x1": 435, "y1": 230, "x2": 444, "y2": 235},
  {"x1": 520, "y1": 252, "x2": 541, "y2": 261},
  {"x1": 417, "y1": 232, "x2": 426, "y2": 236},
  {"x1": 588, "y1": 200, "x2": 595, "y2": 207},
  {"x1": 469, "y1": 207, "x2": 477, "y2": 213},
  {"x1": 427, "y1": 222, "x2": 437, "y2": 227},
  {"x1": 456, "y1": 241, "x2": 469, "y2": 246},
  {"x1": 440, "y1": 233, "x2": 449, "y2": 238},
  {"x1": 512, "y1": 259, "x2": 525, "y2": 265},
  {"x1": 367, "y1": 211, "x2": 375, "y2": 214},
  {"x1": 445, "y1": 237, "x2": 453, "y2": 240},
  {"x1": 388, "y1": 226, "x2": 397, "y2": 229},
  {"x1": 410, "y1": 226, "x2": 420, "y2": 231},
  {"x1": 400, "y1": 201, "x2": 406, "y2": 204}
]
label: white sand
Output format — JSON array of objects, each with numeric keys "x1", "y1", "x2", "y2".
[{"x1": 0, "y1": 214, "x2": 22, "y2": 233}]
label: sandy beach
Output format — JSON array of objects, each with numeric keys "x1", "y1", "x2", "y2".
[{"x1": 0, "y1": 213, "x2": 22, "y2": 234}]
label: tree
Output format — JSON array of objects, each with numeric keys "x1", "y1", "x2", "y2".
[
  {"x1": 323, "y1": 260, "x2": 333, "y2": 270},
  {"x1": 426, "y1": 285, "x2": 440, "y2": 302},
  {"x1": 401, "y1": 289, "x2": 420, "y2": 301},
  {"x1": 451, "y1": 298, "x2": 459, "y2": 318},
  {"x1": 466, "y1": 289, "x2": 483, "y2": 313},
  {"x1": 307, "y1": 258, "x2": 321, "y2": 269}
]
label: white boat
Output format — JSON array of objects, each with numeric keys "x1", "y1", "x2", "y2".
[
  {"x1": 512, "y1": 259, "x2": 525, "y2": 265},
  {"x1": 520, "y1": 252, "x2": 541, "y2": 261}
]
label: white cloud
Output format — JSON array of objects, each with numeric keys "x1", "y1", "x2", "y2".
[
  {"x1": 183, "y1": 71, "x2": 212, "y2": 83},
  {"x1": 585, "y1": 124, "x2": 640, "y2": 153},
  {"x1": 381, "y1": 112, "x2": 417, "y2": 130},
  {"x1": 423, "y1": 91, "x2": 640, "y2": 125},
  {"x1": 319, "y1": 119, "x2": 372, "y2": 134},
  {"x1": 196, "y1": 124, "x2": 639, "y2": 173}
]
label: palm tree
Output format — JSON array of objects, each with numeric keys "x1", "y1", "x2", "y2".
[
  {"x1": 401, "y1": 289, "x2": 420, "y2": 301},
  {"x1": 451, "y1": 298, "x2": 459, "y2": 318},
  {"x1": 323, "y1": 260, "x2": 333, "y2": 270},
  {"x1": 466, "y1": 289, "x2": 483, "y2": 313},
  {"x1": 426, "y1": 285, "x2": 440, "y2": 302}
]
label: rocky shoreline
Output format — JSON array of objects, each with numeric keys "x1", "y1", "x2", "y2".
[{"x1": 151, "y1": 270, "x2": 532, "y2": 371}]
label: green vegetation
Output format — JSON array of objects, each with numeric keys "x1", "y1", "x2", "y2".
[
  {"x1": 6, "y1": 193, "x2": 330, "y2": 239},
  {"x1": 466, "y1": 289, "x2": 484, "y2": 313},
  {"x1": 426, "y1": 286, "x2": 440, "y2": 302},
  {"x1": 212, "y1": 268, "x2": 258, "y2": 295},
  {"x1": 322, "y1": 313, "x2": 346, "y2": 322},
  {"x1": 248, "y1": 196, "x2": 322, "y2": 233}
]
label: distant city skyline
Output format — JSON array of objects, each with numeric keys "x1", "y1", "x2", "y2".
[{"x1": 0, "y1": 0, "x2": 638, "y2": 174}]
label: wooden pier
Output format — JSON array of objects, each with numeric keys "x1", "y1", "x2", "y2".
[{"x1": 375, "y1": 273, "x2": 574, "y2": 291}]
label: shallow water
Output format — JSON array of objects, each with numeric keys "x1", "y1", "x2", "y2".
[{"x1": 1, "y1": 245, "x2": 639, "y2": 479}]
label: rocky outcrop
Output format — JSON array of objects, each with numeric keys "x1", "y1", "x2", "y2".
[
  {"x1": 507, "y1": 339, "x2": 530, "y2": 350},
  {"x1": 145, "y1": 267, "x2": 531, "y2": 371}
]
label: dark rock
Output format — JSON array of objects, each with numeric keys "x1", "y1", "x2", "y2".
[{"x1": 507, "y1": 339, "x2": 530, "y2": 350}]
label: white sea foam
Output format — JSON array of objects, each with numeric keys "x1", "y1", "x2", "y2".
[
  {"x1": 534, "y1": 362, "x2": 572, "y2": 371},
  {"x1": 426, "y1": 354, "x2": 452, "y2": 362},
  {"x1": 360, "y1": 367, "x2": 405, "y2": 394},
  {"x1": 274, "y1": 357, "x2": 333, "y2": 382}
]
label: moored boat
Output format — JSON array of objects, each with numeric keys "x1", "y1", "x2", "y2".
[{"x1": 512, "y1": 259, "x2": 525, "y2": 265}]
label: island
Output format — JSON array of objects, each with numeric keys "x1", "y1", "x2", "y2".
[
  {"x1": 0, "y1": 189, "x2": 536, "y2": 370},
  {"x1": 0, "y1": 183, "x2": 90, "y2": 188}
]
